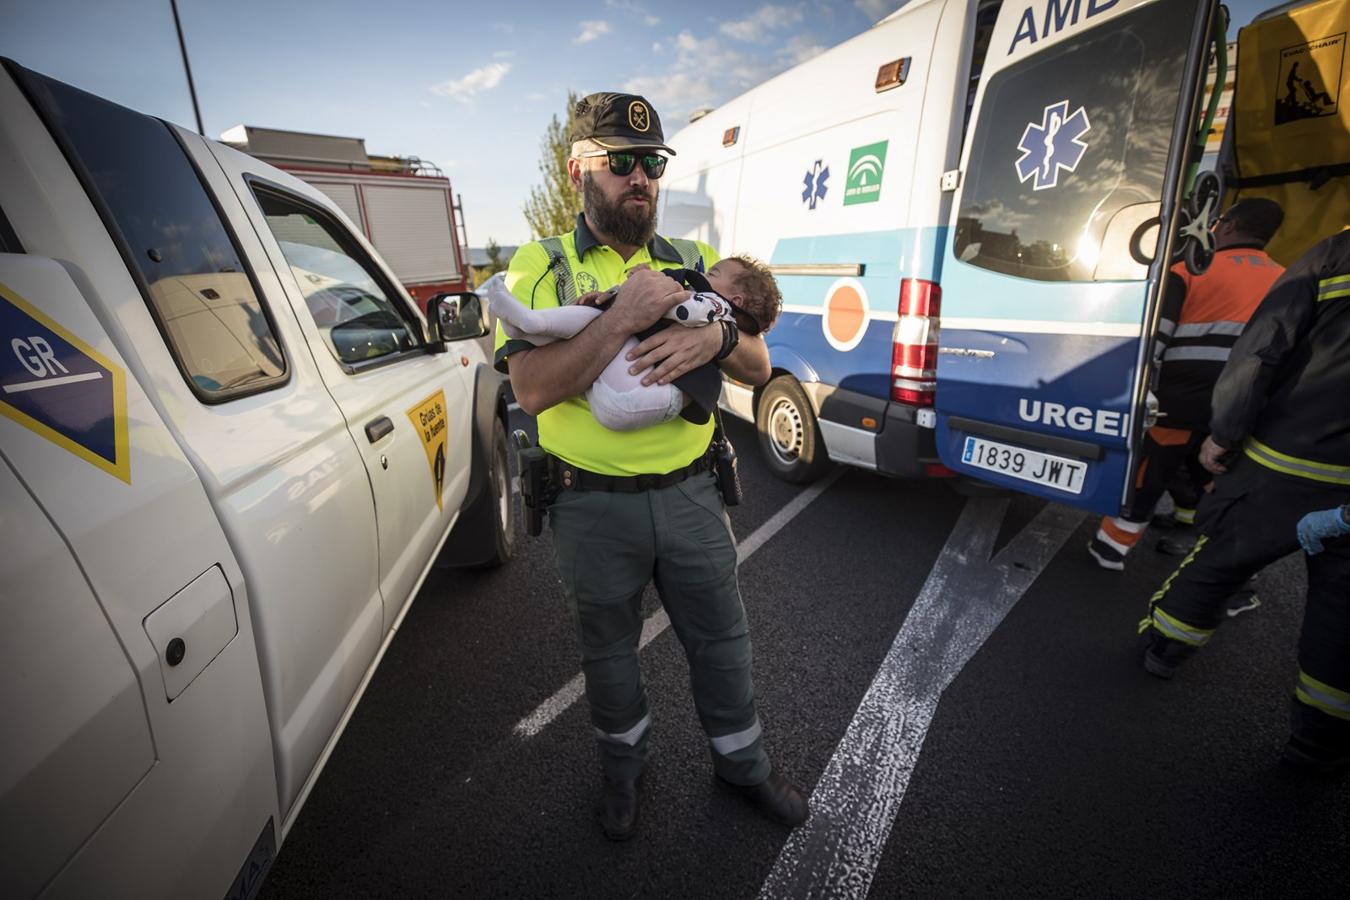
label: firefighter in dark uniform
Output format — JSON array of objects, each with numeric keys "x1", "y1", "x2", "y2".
[
  {"x1": 1089, "y1": 199, "x2": 1285, "y2": 570},
  {"x1": 1139, "y1": 230, "x2": 1350, "y2": 774},
  {"x1": 494, "y1": 93, "x2": 809, "y2": 838}
]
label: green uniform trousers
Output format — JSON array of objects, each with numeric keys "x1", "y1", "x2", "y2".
[{"x1": 549, "y1": 469, "x2": 771, "y2": 784}]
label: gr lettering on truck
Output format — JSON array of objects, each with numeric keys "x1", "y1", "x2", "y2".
[
  {"x1": 660, "y1": 0, "x2": 1348, "y2": 515},
  {"x1": 0, "y1": 59, "x2": 514, "y2": 899},
  {"x1": 12, "y1": 335, "x2": 68, "y2": 377}
]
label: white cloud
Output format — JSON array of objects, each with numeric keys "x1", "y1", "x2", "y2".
[
  {"x1": 651, "y1": 42, "x2": 663, "y2": 53},
  {"x1": 491, "y1": 22, "x2": 515, "y2": 33},
  {"x1": 624, "y1": 70, "x2": 722, "y2": 122},
  {"x1": 855, "y1": 0, "x2": 899, "y2": 21},
  {"x1": 575, "y1": 20, "x2": 611, "y2": 44},
  {"x1": 719, "y1": 4, "x2": 804, "y2": 42},
  {"x1": 623, "y1": 30, "x2": 781, "y2": 122},
  {"x1": 430, "y1": 62, "x2": 511, "y2": 102},
  {"x1": 492, "y1": 50, "x2": 514, "y2": 58},
  {"x1": 602, "y1": 0, "x2": 659, "y2": 24},
  {"x1": 779, "y1": 34, "x2": 826, "y2": 65}
]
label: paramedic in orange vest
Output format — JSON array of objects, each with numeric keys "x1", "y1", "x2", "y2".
[{"x1": 1088, "y1": 199, "x2": 1285, "y2": 571}]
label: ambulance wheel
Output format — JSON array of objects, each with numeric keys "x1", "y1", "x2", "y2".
[{"x1": 756, "y1": 376, "x2": 832, "y2": 484}]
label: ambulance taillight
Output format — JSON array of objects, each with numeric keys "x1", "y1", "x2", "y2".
[{"x1": 892, "y1": 278, "x2": 940, "y2": 406}]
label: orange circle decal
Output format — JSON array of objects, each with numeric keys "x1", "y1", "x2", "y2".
[{"x1": 822, "y1": 278, "x2": 869, "y2": 352}]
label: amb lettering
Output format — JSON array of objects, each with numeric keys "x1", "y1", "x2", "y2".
[
  {"x1": 1009, "y1": 0, "x2": 1120, "y2": 54},
  {"x1": 1018, "y1": 398, "x2": 1129, "y2": 437}
]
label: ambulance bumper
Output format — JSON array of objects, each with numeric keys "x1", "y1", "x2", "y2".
[
  {"x1": 876, "y1": 401, "x2": 941, "y2": 478},
  {"x1": 813, "y1": 387, "x2": 940, "y2": 478}
]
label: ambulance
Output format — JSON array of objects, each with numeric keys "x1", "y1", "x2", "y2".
[
  {"x1": 660, "y1": 0, "x2": 1348, "y2": 514},
  {"x1": 0, "y1": 60, "x2": 512, "y2": 898}
]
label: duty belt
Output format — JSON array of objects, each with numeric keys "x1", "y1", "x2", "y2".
[{"x1": 554, "y1": 452, "x2": 711, "y2": 493}]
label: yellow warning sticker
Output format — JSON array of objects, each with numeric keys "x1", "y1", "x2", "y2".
[
  {"x1": 407, "y1": 390, "x2": 448, "y2": 511},
  {"x1": 0, "y1": 280, "x2": 131, "y2": 483}
]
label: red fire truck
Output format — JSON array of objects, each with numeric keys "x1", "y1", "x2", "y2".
[{"x1": 222, "y1": 124, "x2": 471, "y2": 313}]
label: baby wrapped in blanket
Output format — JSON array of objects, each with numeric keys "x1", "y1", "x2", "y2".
[{"x1": 484, "y1": 258, "x2": 779, "y2": 431}]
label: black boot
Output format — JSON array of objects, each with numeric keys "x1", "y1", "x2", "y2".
[
  {"x1": 597, "y1": 775, "x2": 641, "y2": 841},
  {"x1": 1138, "y1": 628, "x2": 1197, "y2": 680},
  {"x1": 718, "y1": 769, "x2": 809, "y2": 826},
  {"x1": 1281, "y1": 737, "x2": 1350, "y2": 777}
]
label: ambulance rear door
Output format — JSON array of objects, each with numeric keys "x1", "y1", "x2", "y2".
[{"x1": 935, "y1": 0, "x2": 1218, "y2": 514}]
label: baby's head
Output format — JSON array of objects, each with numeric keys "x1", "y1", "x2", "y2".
[{"x1": 706, "y1": 255, "x2": 782, "y2": 335}]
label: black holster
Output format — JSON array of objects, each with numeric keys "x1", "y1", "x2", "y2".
[
  {"x1": 712, "y1": 410, "x2": 742, "y2": 506},
  {"x1": 513, "y1": 430, "x2": 553, "y2": 536}
]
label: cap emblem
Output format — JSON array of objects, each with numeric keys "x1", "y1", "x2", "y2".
[{"x1": 628, "y1": 101, "x2": 651, "y2": 133}]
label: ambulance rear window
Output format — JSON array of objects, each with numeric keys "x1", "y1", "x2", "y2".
[{"x1": 954, "y1": 0, "x2": 1202, "y2": 282}]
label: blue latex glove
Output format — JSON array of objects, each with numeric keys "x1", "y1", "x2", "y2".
[{"x1": 1297, "y1": 506, "x2": 1350, "y2": 555}]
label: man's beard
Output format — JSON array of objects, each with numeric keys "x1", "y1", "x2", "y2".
[{"x1": 583, "y1": 171, "x2": 658, "y2": 248}]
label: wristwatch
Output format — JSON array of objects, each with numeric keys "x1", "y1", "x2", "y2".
[{"x1": 714, "y1": 319, "x2": 740, "y2": 361}]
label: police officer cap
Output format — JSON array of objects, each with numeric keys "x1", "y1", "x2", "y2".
[{"x1": 570, "y1": 92, "x2": 676, "y2": 155}]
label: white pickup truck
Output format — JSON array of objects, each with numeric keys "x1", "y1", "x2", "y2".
[{"x1": 0, "y1": 60, "x2": 513, "y2": 899}]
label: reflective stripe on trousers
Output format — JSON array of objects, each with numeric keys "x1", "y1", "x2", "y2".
[
  {"x1": 1140, "y1": 535, "x2": 1214, "y2": 642},
  {"x1": 709, "y1": 719, "x2": 762, "y2": 756},
  {"x1": 1297, "y1": 670, "x2": 1350, "y2": 722},
  {"x1": 596, "y1": 713, "x2": 651, "y2": 747},
  {"x1": 1097, "y1": 517, "x2": 1147, "y2": 554},
  {"x1": 1148, "y1": 606, "x2": 1215, "y2": 647}
]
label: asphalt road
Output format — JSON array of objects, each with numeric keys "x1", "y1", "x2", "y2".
[{"x1": 259, "y1": 410, "x2": 1350, "y2": 899}]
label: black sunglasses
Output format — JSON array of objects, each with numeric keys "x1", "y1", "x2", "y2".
[{"x1": 579, "y1": 149, "x2": 667, "y2": 179}]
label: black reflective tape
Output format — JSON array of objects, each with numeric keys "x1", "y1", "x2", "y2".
[{"x1": 948, "y1": 416, "x2": 1105, "y2": 461}]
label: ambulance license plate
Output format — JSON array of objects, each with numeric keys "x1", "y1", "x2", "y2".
[{"x1": 961, "y1": 436, "x2": 1086, "y2": 495}]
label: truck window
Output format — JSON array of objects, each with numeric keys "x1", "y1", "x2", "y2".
[
  {"x1": 962, "y1": 2, "x2": 1003, "y2": 138},
  {"x1": 0, "y1": 204, "x2": 21, "y2": 253},
  {"x1": 15, "y1": 70, "x2": 287, "y2": 399},
  {"x1": 953, "y1": 0, "x2": 1201, "y2": 283},
  {"x1": 253, "y1": 188, "x2": 420, "y2": 367}
]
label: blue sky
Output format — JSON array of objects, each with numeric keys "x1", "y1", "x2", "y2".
[{"x1": 3, "y1": 0, "x2": 1274, "y2": 245}]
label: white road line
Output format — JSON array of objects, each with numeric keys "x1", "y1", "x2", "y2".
[
  {"x1": 3, "y1": 371, "x2": 103, "y2": 393},
  {"x1": 759, "y1": 498, "x2": 1084, "y2": 900},
  {"x1": 513, "y1": 468, "x2": 845, "y2": 739}
]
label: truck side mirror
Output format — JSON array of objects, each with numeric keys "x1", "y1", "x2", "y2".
[{"x1": 429, "y1": 291, "x2": 489, "y2": 343}]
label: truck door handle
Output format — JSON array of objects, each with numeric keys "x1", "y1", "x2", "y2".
[{"x1": 365, "y1": 416, "x2": 394, "y2": 443}]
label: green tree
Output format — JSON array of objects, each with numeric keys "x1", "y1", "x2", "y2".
[
  {"x1": 472, "y1": 236, "x2": 509, "y2": 287},
  {"x1": 523, "y1": 90, "x2": 583, "y2": 239},
  {"x1": 485, "y1": 237, "x2": 506, "y2": 273}
]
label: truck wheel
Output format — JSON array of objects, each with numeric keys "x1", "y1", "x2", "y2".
[
  {"x1": 436, "y1": 416, "x2": 515, "y2": 569},
  {"x1": 756, "y1": 376, "x2": 832, "y2": 484},
  {"x1": 481, "y1": 418, "x2": 515, "y2": 567}
]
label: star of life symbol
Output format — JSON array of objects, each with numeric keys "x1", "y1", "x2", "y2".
[
  {"x1": 1015, "y1": 100, "x2": 1090, "y2": 191},
  {"x1": 802, "y1": 160, "x2": 829, "y2": 209}
]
